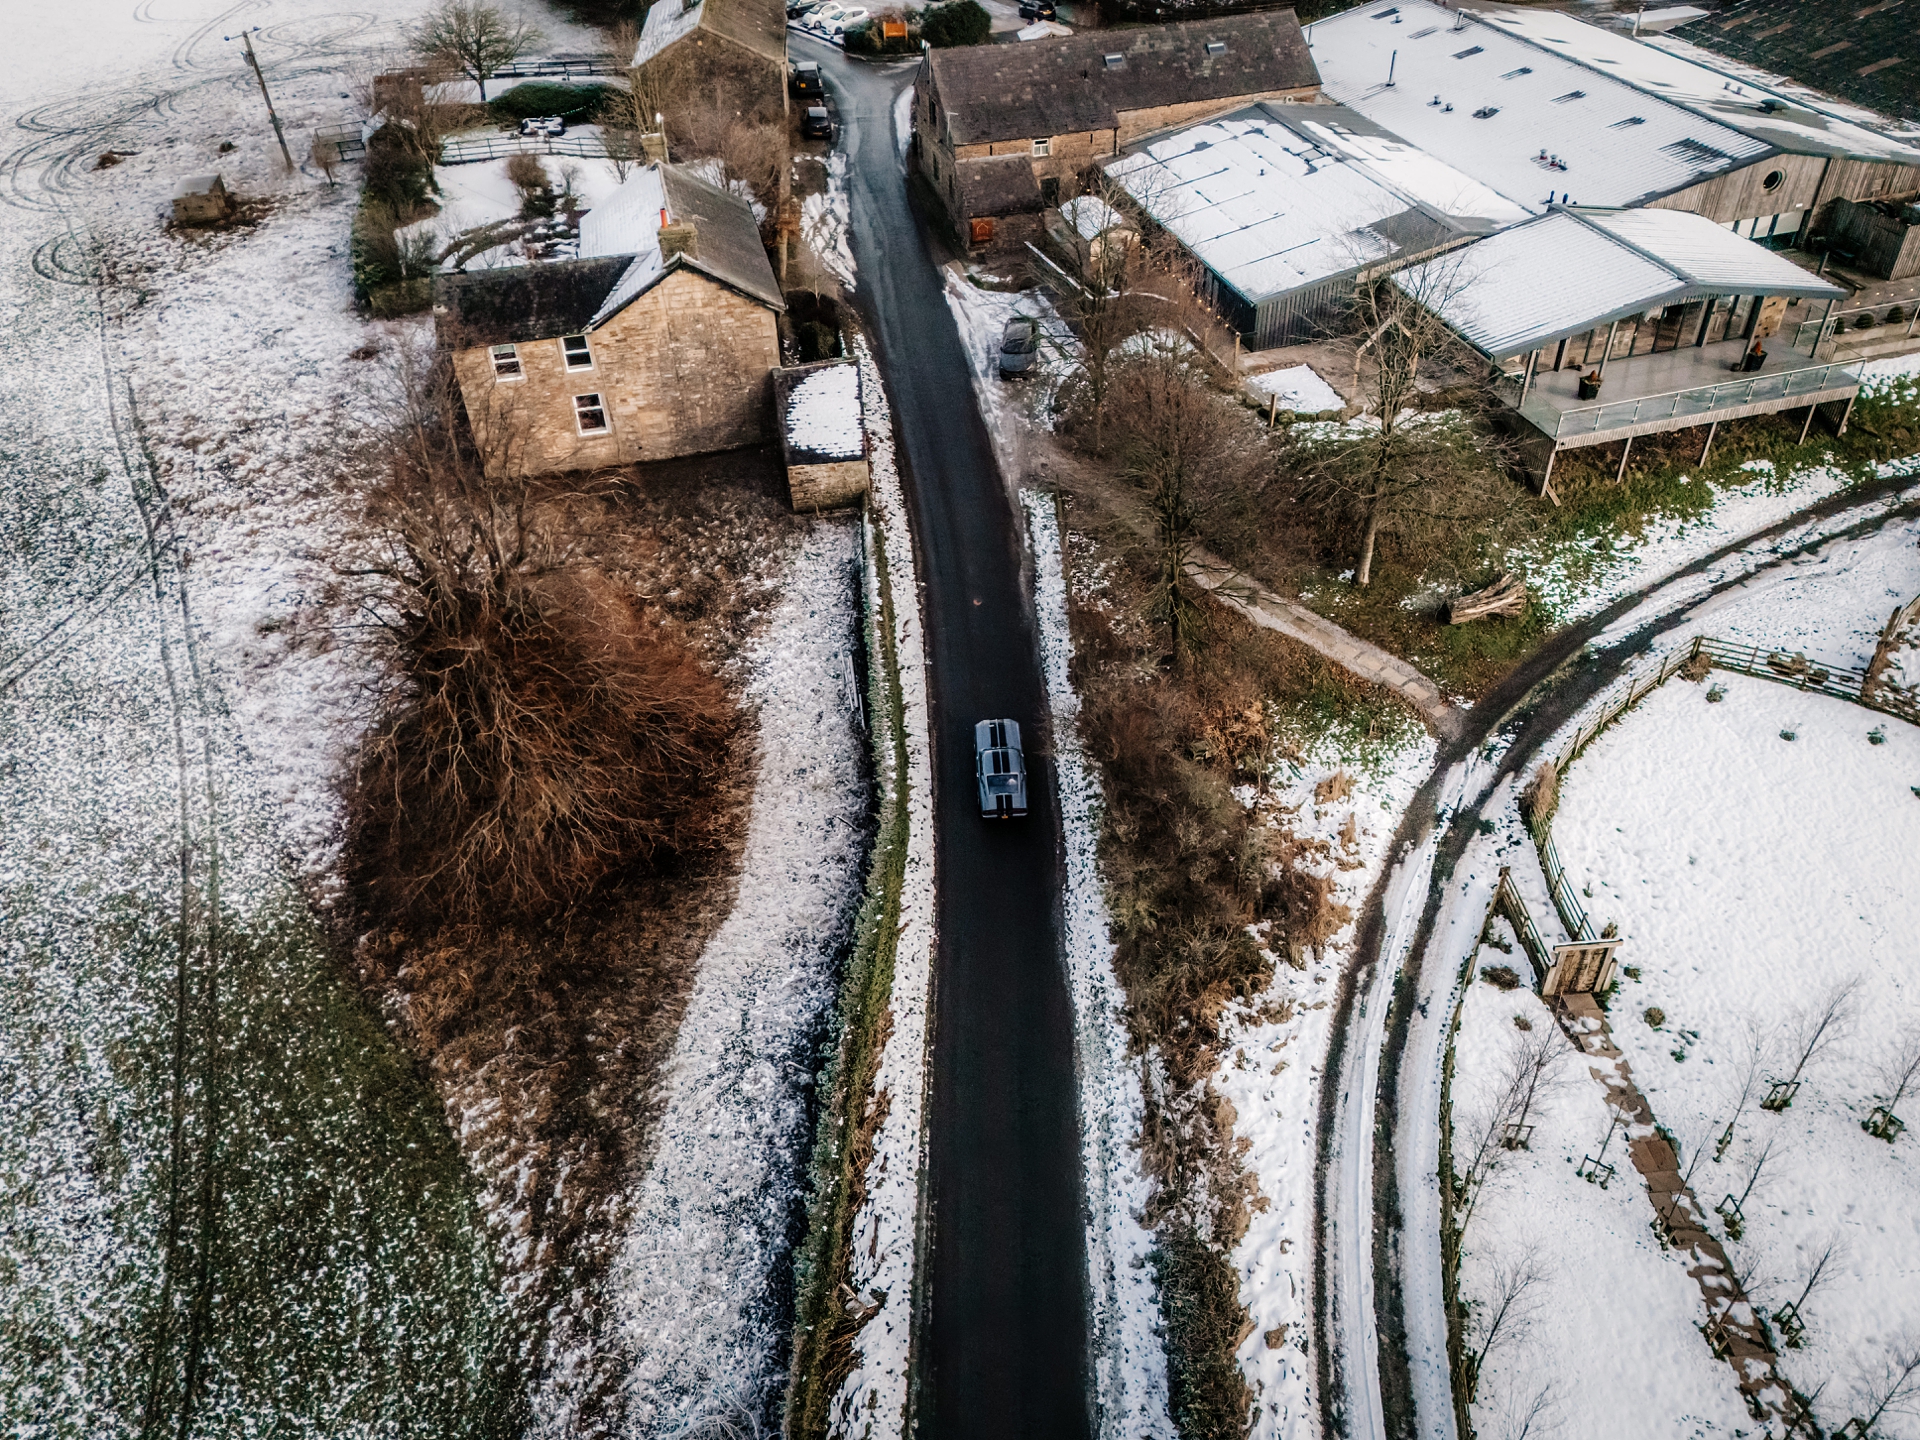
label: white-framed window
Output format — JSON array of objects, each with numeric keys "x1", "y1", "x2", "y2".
[
  {"x1": 573, "y1": 393, "x2": 610, "y2": 435},
  {"x1": 561, "y1": 334, "x2": 594, "y2": 370},
  {"x1": 1032, "y1": 136, "x2": 1052, "y2": 157},
  {"x1": 490, "y1": 343, "x2": 523, "y2": 379}
]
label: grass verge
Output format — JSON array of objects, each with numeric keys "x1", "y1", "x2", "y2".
[{"x1": 786, "y1": 508, "x2": 909, "y2": 1439}]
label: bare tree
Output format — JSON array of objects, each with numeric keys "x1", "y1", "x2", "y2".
[
  {"x1": 1468, "y1": 1246, "x2": 1546, "y2": 1400},
  {"x1": 1456, "y1": 1029, "x2": 1568, "y2": 1235},
  {"x1": 1053, "y1": 173, "x2": 1211, "y2": 457},
  {"x1": 1508, "y1": 1026, "x2": 1572, "y2": 1140},
  {"x1": 1779, "y1": 976, "x2": 1864, "y2": 1093},
  {"x1": 1852, "y1": 1337, "x2": 1920, "y2": 1436},
  {"x1": 409, "y1": 0, "x2": 543, "y2": 102},
  {"x1": 1716, "y1": 1014, "x2": 1772, "y2": 1158},
  {"x1": 1497, "y1": 1380, "x2": 1560, "y2": 1440},
  {"x1": 1279, "y1": 256, "x2": 1530, "y2": 587},
  {"x1": 1875, "y1": 1018, "x2": 1920, "y2": 1118},
  {"x1": 1729, "y1": 1129, "x2": 1781, "y2": 1217},
  {"x1": 1784, "y1": 1232, "x2": 1847, "y2": 1319}
]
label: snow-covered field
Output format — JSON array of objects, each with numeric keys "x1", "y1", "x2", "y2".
[
  {"x1": 1, "y1": 0, "x2": 537, "y2": 1431},
  {"x1": 1554, "y1": 671, "x2": 1920, "y2": 1435},
  {"x1": 1450, "y1": 944, "x2": 1757, "y2": 1439}
]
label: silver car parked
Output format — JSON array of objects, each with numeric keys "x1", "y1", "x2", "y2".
[{"x1": 974, "y1": 719, "x2": 1028, "y2": 819}]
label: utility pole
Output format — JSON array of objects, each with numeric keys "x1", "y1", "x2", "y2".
[{"x1": 226, "y1": 27, "x2": 294, "y2": 171}]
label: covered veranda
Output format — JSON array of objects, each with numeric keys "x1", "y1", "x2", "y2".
[{"x1": 1395, "y1": 207, "x2": 1854, "y2": 495}]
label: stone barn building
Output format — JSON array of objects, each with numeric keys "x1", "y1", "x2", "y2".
[
  {"x1": 435, "y1": 164, "x2": 784, "y2": 477},
  {"x1": 910, "y1": 10, "x2": 1321, "y2": 253},
  {"x1": 629, "y1": 0, "x2": 790, "y2": 128}
]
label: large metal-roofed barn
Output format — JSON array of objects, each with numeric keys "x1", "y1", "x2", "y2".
[
  {"x1": 1394, "y1": 206, "x2": 1852, "y2": 493},
  {"x1": 1107, "y1": 101, "x2": 1528, "y2": 347}
]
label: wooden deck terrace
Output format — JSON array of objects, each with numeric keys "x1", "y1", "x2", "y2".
[{"x1": 1508, "y1": 336, "x2": 1864, "y2": 451}]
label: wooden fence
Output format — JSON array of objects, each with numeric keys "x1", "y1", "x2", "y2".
[
  {"x1": 438, "y1": 132, "x2": 615, "y2": 165},
  {"x1": 1697, "y1": 635, "x2": 1920, "y2": 726}
]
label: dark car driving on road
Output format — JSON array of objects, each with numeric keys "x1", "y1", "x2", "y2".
[{"x1": 974, "y1": 719, "x2": 1028, "y2": 819}]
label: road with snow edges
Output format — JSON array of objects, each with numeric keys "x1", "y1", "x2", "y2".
[
  {"x1": 1320, "y1": 476, "x2": 1920, "y2": 1440},
  {"x1": 799, "y1": 37, "x2": 1095, "y2": 1437}
]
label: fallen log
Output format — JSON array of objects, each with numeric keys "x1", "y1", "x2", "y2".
[{"x1": 1445, "y1": 571, "x2": 1527, "y2": 624}]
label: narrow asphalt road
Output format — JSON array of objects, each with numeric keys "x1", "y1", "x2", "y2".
[{"x1": 809, "y1": 41, "x2": 1094, "y2": 1437}]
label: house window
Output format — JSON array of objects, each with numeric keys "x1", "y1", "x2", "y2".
[
  {"x1": 1762, "y1": 169, "x2": 1786, "y2": 192},
  {"x1": 573, "y1": 393, "x2": 610, "y2": 435},
  {"x1": 1040, "y1": 176, "x2": 1061, "y2": 205},
  {"x1": 490, "y1": 344, "x2": 523, "y2": 379},
  {"x1": 561, "y1": 334, "x2": 594, "y2": 370},
  {"x1": 1032, "y1": 137, "x2": 1052, "y2": 157}
]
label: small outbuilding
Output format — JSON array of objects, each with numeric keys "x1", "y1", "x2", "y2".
[
  {"x1": 773, "y1": 360, "x2": 868, "y2": 510},
  {"x1": 171, "y1": 174, "x2": 232, "y2": 225}
]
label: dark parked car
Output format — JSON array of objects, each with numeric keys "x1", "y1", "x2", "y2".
[
  {"x1": 974, "y1": 719, "x2": 1028, "y2": 819},
  {"x1": 787, "y1": 0, "x2": 826, "y2": 17},
  {"x1": 790, "y1": 60, "x2": 824, "y2": 97},
  {"x1": 1018, "y1": 0, "x2": 1057, "y2": 19},
  {"x1": 802, "y1": 105, "x2": 833, "y2": 140},
  {"x1": 998, "y1": 316, "x2": 1039, "y2": 377}
]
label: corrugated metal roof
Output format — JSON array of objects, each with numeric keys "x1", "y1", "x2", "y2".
[
  {"x1": 1306, "y1": 0, "x2": 1770, "y2": 213},
  {"x1": 1580, "y1": 207, "x2": 1843, "y2": 294},
  {"x1": 1470, "y1": 3, "x2": 1920, "y2": 164},
  {"x1": 1396, "y1": 206, "x2": 1843, "y2": 356},
  {"x1": 1398, "y1": 212, "x2": 1680, "y2": 355},
  {"x1": 1107, "y1": 112, "x2": 1422, "y2": 305}
]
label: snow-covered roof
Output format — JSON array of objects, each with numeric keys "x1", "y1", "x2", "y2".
[
  {"x1": 1466, "y1": 3, "x2": 1920, "y2": 165},
  {"x1": 1286, "y1": 114, "x2": 1531, "y2": 228},
  {"x1": 783, "y1": 362, "x2": 865, "y2": 462},
  {"x1": 171, "y1": 174, "x2": 222, "y2": 197},
  {"x1": 579, "y1": 166, "x2": 668, "y2": 259},
  {"x1": 1304, "y1": 0, "x2": 1771, "y2": 213},
  {"x1": 1061, "y1": 195, "x2": 1127, "y2": 240},
  {"x1": 1108, "y1": 106, "x2": 1480, "y2": 306},
  {"x1": 633, "y1": 0, "x2": 705, "y2": 65},
  {"x1": 1396, "y1": 206, "x2": 1844, "y2": 357}
]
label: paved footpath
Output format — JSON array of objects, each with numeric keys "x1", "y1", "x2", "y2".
[
  {"x1": 1185, "y1": 550, "x2": 1467, "y2": 739},
  {"x1": 1556, "y1": 993, "x2": 1796, "y2": 1430}
]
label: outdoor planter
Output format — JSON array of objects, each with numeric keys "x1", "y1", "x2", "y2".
[
  {"x1": 1577, "y1": 371, "x2": 1603, "y2": 400},
  {"x1": 1740, "y1": 347, "x2": 1768, "y2": 372}
]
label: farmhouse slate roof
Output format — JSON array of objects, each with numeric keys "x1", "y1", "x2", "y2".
[
  {"x1": 926, "y1": 10, "x2": 1319, "y2": 146},
  {"x1": 955, "y1": 154, "x2": 1045, "y2": 216},
  {"x1": 1680, "y1": 0, "x2": 1917, "y2": 125},
  {"x1": 433, "y1": 164, "x2": 780, "y2": 348},
  {"x1": 435, "y1": 257, "x2": 637, "y2": 347}
]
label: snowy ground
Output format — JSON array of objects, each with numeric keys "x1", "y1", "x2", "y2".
[
  {"x1": 1229, "y1": 734, "x2": 1434, "y2": 1440},
  {"x1": 1248, "y1": 364, "x2": 1344, "y2": 417},
  {"x1": 800, "y1": 149, "x2": 856, "y2": 291},
  {"x1": 939, "y1": 268, "x2": 1070, "y2": 486},
  {"x1": 612, "y1": 519, "x2": 870, "y2": 1438},
  {"x1": 1026, "y1": 492, "x2": 1174, "y2": 1440},
  {"x1": 1553, "y1": 671, "x2": 1920, "y2": 1436},
  {"x1": 1450, "y1": 941, "x2": 1758, "y2": 1439},
  {"x1": 826, "y1": 338, "x2": 936, "y2": 1436}
]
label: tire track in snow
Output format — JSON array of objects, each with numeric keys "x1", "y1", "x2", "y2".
[{"x1": 612, "y1": 520, "x2": 871, "y2": 1438}]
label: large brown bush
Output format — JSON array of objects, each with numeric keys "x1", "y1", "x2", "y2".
[{"x1": 345, "y1": 383, "x2": 735, "y2": 925}]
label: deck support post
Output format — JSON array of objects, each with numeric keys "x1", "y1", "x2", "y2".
[
  {"x1": 1798, "y1": 403, "x2": 1817, "y2": 445},
  {"x1": 1814, "y1": 297, "x2": 1836, "y2": 355},
  {"x1": 1616, "y1": 434, "x2": 1633, "y2": 485},
  {"x1": 1744, "y1": 294, "x2": 1767, "y2": 342},
  {"x1": 1597, "y1": 319, "x2": 1619, "y2": 377},
  {"x1": 1541, "y1": 445, "x2": 1560, "y2": 506},
  {"x1": 1694, "y1": 296, "x2": 1715, "y2": 347},
  {"x1": 1700, "y1": 419, "x2": 1718, "y2": 465},
  {"x1": 1553, "y1": 337, "x2": 1569, "y2": 370},
  {"x1": 1837, "y1": 391, "x2": 1854, "y2": 437},
  {"x1": 1519, "y1": 348, "x2": 1540, "y2": 404}
]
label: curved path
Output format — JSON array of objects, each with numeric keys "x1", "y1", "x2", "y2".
[
  {"x1": 1318, "y1": 475, "x2": 1920, "y2": 1440},
  {"x1": 807, "y1": 40, "x2": 1094, "y2": 1437}
]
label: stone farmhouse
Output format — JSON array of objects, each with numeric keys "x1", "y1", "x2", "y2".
[
  {"x1": 911, "y1": 9, "x2": 1322, "y2": 252},
  {"x1": 434, "y1": 164, "x2": 784, "y2": 477},
  {"x1": 630, "y1": 0, "x2": 790, "y2": 128}
]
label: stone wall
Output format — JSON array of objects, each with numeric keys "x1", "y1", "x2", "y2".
[
  {"x1": 787, "y1": 458, "x2": 869, "y2": 510},
  {"x1": 453, "y1": 267, "x2": 780, "y2": 477}
]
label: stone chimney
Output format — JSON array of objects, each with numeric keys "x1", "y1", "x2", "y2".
[{"x1": 659, "y1": 218, "x2": 699, "y2": 260}]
